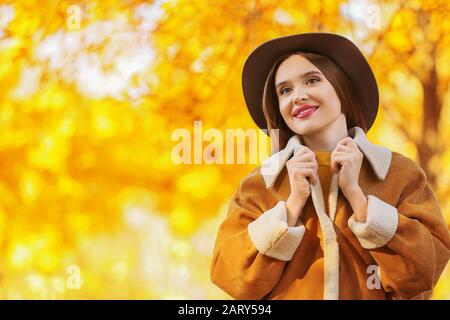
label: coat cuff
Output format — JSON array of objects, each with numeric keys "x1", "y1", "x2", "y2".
[
  {"x1": 348, "y1": 195, "x2": 399, "y2": 249},
  {"x1": 248, "y1": 201, "x2": 305, "y2": 261}
]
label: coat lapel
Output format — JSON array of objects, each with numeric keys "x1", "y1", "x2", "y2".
[{"x1": 261, "y1": 126, "x2": 392, "y2": 189}]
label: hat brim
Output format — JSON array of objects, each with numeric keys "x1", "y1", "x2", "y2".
[{"x1": 242, "y1": 32, "x2": 379, "y2": 134}]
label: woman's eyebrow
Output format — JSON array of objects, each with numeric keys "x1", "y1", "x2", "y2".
[{"x1": 275, "y1": 70, "x2": 322, "y2": 88}]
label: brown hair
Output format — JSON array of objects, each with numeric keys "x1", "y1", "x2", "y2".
[{"x1": 262, "y1": 51, "x2": 368, "y2": 150}]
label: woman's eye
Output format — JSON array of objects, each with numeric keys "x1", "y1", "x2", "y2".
[
  {"x1": 306, "y1": 77, "x2": 320, "y2": 85},
  {"x1": 280, "y1": 87, "x2": 290, "y2": 95}
]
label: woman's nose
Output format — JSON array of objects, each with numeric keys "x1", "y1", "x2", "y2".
[
  {"x1": 293, "y1": 88, "x2": 309, "y2": 104},
  {"x1": 293, "y1": 94, "x2": 308, "y2": 105}
]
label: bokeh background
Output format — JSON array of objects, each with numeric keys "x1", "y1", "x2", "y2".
[{"x1": 0, "y1": 0, "x2": 449, "y2": 299}]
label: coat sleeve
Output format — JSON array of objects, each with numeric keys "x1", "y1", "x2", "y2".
[
  {"x1": 348, "y1": 158, "x2": 450, "y2": 299},
  {"x1": 210, "y1": 168, "x2": 306, "y2": 299}
]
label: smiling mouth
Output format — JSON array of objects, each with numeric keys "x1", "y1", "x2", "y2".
[{"x1": 292, "y1": 106, "x2": 319, "y2": 119}]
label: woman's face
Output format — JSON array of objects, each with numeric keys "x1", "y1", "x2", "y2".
[{"x1": 275, "y1": 54, "x2": 343, "y2": 136}]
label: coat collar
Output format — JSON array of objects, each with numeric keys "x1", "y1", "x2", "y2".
[{"x1": 261, "y1": 126, "x2": 392, "y2": 188}]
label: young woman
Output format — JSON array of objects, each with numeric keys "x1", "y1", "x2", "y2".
[{"x1": 210, "y1": 33, "x2": 450, "y2": 300}]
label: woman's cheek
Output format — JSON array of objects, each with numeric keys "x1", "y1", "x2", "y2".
[{"x1": 279, "y1": 101, "x2": 290, "y2": 118}]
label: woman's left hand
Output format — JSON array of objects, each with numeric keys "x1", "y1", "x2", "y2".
[{"x1": 330, "y1": 137, "x2": 363, "y2": 195}]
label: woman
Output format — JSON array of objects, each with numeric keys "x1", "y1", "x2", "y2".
[{"x1": 210, "y1": 32, "x2": 450, "y2": 300}]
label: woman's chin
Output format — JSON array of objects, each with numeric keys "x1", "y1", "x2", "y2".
[{"x1": 289, "y1": 122, "x2": 320, "y2": 136}]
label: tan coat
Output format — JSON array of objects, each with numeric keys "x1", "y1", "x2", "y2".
[{"x1": 210, "y1": 127, "x2": 450, "y2": 299}]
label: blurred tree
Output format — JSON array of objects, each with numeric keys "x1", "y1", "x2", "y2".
[{"x1": 366, "y1": 0, "x2": 450, "y2": 190}]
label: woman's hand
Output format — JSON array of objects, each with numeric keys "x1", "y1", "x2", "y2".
[
  {"x1": 285, "y1": 146, "x2": 318, "y2": 225},
  {"x1": 330, "y1": 137, "x2": 363, "y2": 194},
  {"x1": 331, "y1": 137, "x2": 367, "y2": 222},
  {"x1": 286, "y1": 145, "x2": 319, "y2": 201}
]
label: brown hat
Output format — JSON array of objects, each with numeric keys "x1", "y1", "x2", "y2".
[{"x1": 241, "y1": 32, "x2": 379, "y2": 134}]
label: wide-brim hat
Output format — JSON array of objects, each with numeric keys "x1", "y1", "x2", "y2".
[{"x1": 242, "y1": 32, "x2": 379, "y2": 134}]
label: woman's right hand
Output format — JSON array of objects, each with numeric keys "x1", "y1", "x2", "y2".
[{"x1": 285, "y1": 146, "x2": 319, "y2": 225}]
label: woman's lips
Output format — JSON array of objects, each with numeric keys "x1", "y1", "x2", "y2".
[{"x1": 294, "y1": 107, "x2": 318, "y2": 119}]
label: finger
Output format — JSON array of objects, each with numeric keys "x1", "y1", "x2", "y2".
[
  {"x1": 290, "y1": 155, "x2": 317, "y2": 165},
  {"x1": 294, "y1": 145, "x2": 318, "y2": 157},
  {"x1": 334, "y1": 144, "x2": 352, "y2": 153},
  {"x1": 290, "y1": 162, "x2": 317, "y2": 176},
  {"x1": 301, "y1": 168, "x2": 317, "y2": 185},
  {"x1": 293, "y1": 151, "x2": 315, "y2": 166},
  {"x1": 290, "y1": 158, "x2": 318, "y2": 173},
  {"x1": 292, "y1": 168, "x2": 316, "y2": 185},
  {"x1": 291, "y1": 155, "x2": 317, "y2": 169},
  {"x1": 292, "y1": 149, "x2": 316, "y2": 161},
  {"x1": 287, "y1": 156, "x2": 316, "y2": 168},
  {"x1": 293, "y1": 145, "x2": 308, "y2": 156},
  {"x1": 338, "y1": 137, "x2": 353, "y2": 146},
  {"x1": 332, "y1": 155, "x2": 352, "y2": 162},
  {"x1": 290, "y1": 161, "x2": 317, "y2": 173},
  {"x1": 330, "y1": 159, "x2": 339, "y2": 175},
  {"x1": 332, "y1": 151, "x2": 350, "y2": 157},
  {"x1": 331, "y1": 156, "x2": 351, "y2": 173},
  {"x1": 346, "y1": 138, "x2": 357, "y2": 147},
  {"x1": 304, "y1": 168, "x2": 318, "y2": 185},
  {"x1": 330, "y1": 155, "x2": 347, "y2": 174},
  {"x1": 290, "y1": 159, "x2": 316, "y2": 166}
]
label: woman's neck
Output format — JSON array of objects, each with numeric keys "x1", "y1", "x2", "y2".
[{"x1": 300, "y1": 114, "x2": 349, "y2": 151}]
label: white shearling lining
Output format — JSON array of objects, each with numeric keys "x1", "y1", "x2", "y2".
[
  {"x1": 348, "y1": 195, "x2": 399, "y2": 249},
  {"x1": 248, "y1": 201, "x2": 305, "y2": 261}
]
